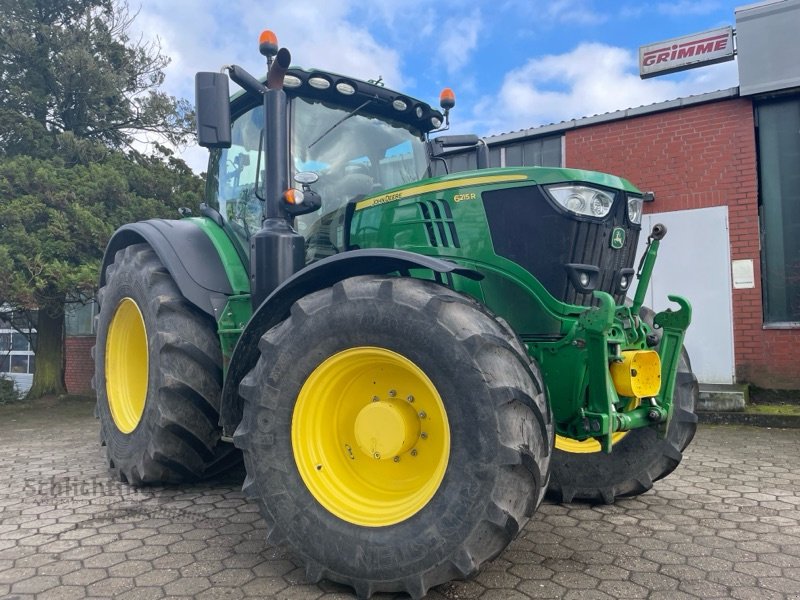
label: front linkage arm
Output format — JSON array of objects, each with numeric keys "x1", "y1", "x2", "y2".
[{"x1": 652, "y1": 295, "x2": 692, "y2": 436}]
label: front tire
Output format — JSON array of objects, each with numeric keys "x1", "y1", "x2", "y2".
[
  {"x1": 234, "y1": 276, "x2": 552, "y2": 598},
  {"x1": 94, "y1": 244, "x2": 238, "y2": 484}
]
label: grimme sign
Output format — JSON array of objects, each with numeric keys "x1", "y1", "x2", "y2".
[{"x1": 639, "y1": 26, "x2": 735, "y2": 79}]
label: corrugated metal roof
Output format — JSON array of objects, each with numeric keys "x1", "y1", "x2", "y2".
[{"x1": 485, "y1": 87, "x2": 740, "y2": 144}]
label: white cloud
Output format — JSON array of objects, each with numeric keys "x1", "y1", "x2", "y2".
[
  {"x1": 500, "y1": 0, "x2": 608, "y2": 25},
  {"x1": 657, "y1": 0, "x2": 721, "y2": 16},
  {"x1": 545, "y1": 0, "x2": 608, "y2": 24},
  {"x1": 475, "y1": 42, "x2": 739, "y2": 135},
  {"x1": 134, "y1": 0, "x2": 406, "y2": 92},
  {"x1": 130, "y1": 0, "x2": 408, "y2": 172},
  {"x1": 437, "y1": 10, "x2": 483, "y2": 75}
]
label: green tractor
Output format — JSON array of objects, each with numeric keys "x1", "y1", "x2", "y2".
[{"x1": 94, "y1": 31, "x2": 698, "y2": 598}]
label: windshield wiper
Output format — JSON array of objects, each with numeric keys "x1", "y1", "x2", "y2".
[{"x1": 308, "y1": 98, "x2": 373, "y2": 150}]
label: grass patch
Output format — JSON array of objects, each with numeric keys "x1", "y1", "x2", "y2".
[{"x1": 745, "y1": 403, "x2": 800, "y2": 416}]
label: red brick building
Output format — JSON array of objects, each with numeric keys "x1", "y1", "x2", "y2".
[{"x1": 65, "y1": 336, "x2": 94, "y2": 395}]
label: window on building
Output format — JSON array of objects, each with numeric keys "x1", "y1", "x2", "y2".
[
  {"x1": 0, "y1": 329, "x2": 36, "y2": 375},
  {"x1": 0, "y1": 306, "x2": 37, "y2": 376},
  {"x1": 65, "y1": 300, "x2": 97, "y2": 336},
  {"x1": 757, "y1": 97, "x2": 800, "y2": 324}
]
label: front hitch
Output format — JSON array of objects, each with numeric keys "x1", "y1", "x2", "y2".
[
  {"x1": 557, "y1": 220, "x2": 692, "y2": 452},
  {"x1": 652, "y1": 295, "x2": 692, "y2": 436}
]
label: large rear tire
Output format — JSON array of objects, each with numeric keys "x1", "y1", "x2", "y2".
[
  {"x1": 547, "y1": 306, "x2": 699, "y2": 504},
  {"x1": 234, "y1": 276, "x2": 552, "y2": 599},
  {"x1": 94, "y1": 244, "x2": 239, "y2": 484}
]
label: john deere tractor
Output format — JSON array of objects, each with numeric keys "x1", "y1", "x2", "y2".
[{"x1": 94, "y1": 31, "x2": 698, "y2": 598}]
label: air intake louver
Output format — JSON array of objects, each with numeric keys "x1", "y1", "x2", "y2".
[{"x1": 418, "y1": 200, "x2": 460, "y2": 248}]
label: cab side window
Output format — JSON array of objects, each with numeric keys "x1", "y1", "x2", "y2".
[{"x1": 215, "y1": 106, "x2": 265, "y2": 241}]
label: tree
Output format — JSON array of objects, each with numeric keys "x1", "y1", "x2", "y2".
[
  {"x1": 0, "y1": 0, "x2": 202, "y2": 399},
  {"x1": 0, "y1": 0, "x2": 192, "y2": 157}
]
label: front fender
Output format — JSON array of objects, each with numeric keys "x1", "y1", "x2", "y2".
[
  {"x1": 219, "y1": 248, "x2": 481, "y2": 437},
  {"x1": 100, "y1": 219, "x2": 234, "y2": 318}
]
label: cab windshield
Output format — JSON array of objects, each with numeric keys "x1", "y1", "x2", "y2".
[
  {"x1": 291, "y1": 96, "x2": 429, "y2": 261},
  {"x1": 208, "y1": 96, "x2": 429, "y2": 260}
]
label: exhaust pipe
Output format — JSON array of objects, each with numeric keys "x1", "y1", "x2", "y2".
[{"x1": 267, "y1": 47, "x2": 291, "y2": 90}]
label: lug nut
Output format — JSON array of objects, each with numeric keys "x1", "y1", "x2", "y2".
[
  {"x1": 372, "y1": 395, "x2": 379, "y2": 402},
  {"x1": 388, "y1": 389, "x2": 397, "y2": 397},
  {"x1": 373, "y1": 452, "x2": 381, "y2": 459},
  {"x1": 393, "y1": 456, "x2": 400, "y2": 463},
  {"x1": 406, "y1": 395, "x2": 414, "y2": 403},
  {"x1": 420, "y1": 432, "x2": 428, "y2": 439},
  {"x1": 418, "y1": 411, "x2": 427, "y2": 419},
  {"x1": 411, "y1": 449, "x2": 418, "y2": 457}
]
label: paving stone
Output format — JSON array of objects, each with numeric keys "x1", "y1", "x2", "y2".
[
  {"x1": 0, "y1": 567, "x2": 35, "y2": 584},
  {"x1": 61, "y1": 566, "x2": 108, "y2": 586},
  {"x1": 10, "y1": 575, "x2": 60, "y2": 594},
  {"x1": 115, "y1": 587, "x2": 166, "y2": 600},
  {"x1": 36, "y1": 584, "x2": 87, "y2": 600},
  {"x1": 135, "y1": 568, "x2": 181, "y2": 586},
  {"x1": 164, "y1": 575, "x2": 212, "y2": 595},
  {"x1": 86, "y1": 576, "x2": 135, "y2": 596}
]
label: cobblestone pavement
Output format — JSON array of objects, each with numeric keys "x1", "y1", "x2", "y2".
[{"x1": 1, "y1": 398, "x2": 799, "y2": 600}]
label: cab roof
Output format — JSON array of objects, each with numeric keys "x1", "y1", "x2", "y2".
[{"x1": 229, "y1": 66, "x2": 445, "y2": 135}]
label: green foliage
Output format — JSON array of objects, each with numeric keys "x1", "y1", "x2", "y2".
[
  {"x1": 0, "y1": 149, "x2": 203, "y2": 309},
  {"x1": 0, "y1": 0, "x2": 193, "y2": 157},
  {"x1": 0, "y1": 375, "x2": 21, "y2": 405}
]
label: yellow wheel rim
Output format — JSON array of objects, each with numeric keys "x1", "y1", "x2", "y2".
[
  {"x1": 555, "y1": 431, "x2": 630, "y2": 453},
  {"x1": 554, "y1": 399, "x2": 640, "y2": 454},
  {"x1": 292, "y1": 347, "x2": 450, "y2": 527},
  {"x1": 105, "y1": 298, "x2": 148, "y2": 434}
]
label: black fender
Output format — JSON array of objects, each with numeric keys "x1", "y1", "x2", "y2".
[
  {"x1": 100, "y1": 219, "x2": 233, "y2": 319},
  {"x1": 219, "y1": 248, "x2": 482, "y2": 437}
]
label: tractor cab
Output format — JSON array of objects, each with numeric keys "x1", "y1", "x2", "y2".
[{"x1": 202, "y1": 65, "x2": 447, "y2": 263}]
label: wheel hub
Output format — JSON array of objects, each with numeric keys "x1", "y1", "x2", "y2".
[{"x1": 354, "y1": 400, "x2": 420, "y2": 460}]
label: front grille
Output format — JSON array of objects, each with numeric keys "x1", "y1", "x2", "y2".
[{"x1": 483, "y1": 185, "x2": 640, "y2": 306}]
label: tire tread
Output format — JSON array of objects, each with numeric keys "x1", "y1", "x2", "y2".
[{"x1": 94, "y1": 243, "x2": 239, "y2": 484}]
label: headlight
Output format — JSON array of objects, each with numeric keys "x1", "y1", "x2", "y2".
[
  {"x1": 546, "y1": 184, "x2": 615, "y2": 219},
  {"x1": 627, "y1": 195, "x2": 643, "y2": 225}
]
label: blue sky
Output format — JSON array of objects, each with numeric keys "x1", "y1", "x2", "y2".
[{"x1": 133, "y1": 0, "x2": 744, "y2": 172}]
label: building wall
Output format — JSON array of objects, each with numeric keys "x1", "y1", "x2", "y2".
[
  {"x1": 65, "y1": 336, "x2": 95, "y2": 395},
  {"x1": 564, "y1": 98, "x2": 799, "y2": 388}
]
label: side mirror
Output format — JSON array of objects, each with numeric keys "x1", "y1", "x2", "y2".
[{"x1": 195, "y1": 72, "x2": 232, "y2": 148}]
